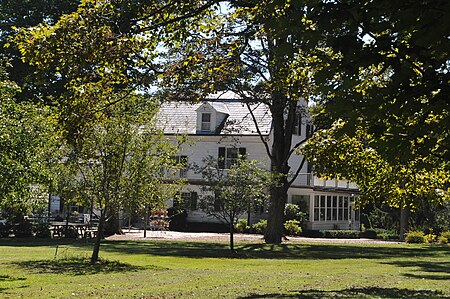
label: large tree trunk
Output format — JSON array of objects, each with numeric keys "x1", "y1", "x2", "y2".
[
  {"x1": 90, "y1": 210, "x2": 106, "y2": 264},
  {"x1": 264, "y1": 183, "x2": 288, "y2": 243},
  {"x1": 263, "y1": 92, "x2": 294, "y2": 244}
]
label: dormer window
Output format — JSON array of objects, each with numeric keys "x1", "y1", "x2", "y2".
[{"x1": 201, "y1": 113, "x2": 211, "y2": 132}]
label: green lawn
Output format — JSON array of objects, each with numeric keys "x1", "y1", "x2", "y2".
[{"x1": 0, "y1": 238, "x2": 449, "y2": 298}]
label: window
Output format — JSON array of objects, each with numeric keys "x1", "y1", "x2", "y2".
[
  {"x1": 218, "y1": 147, "x2": 246, "y2": 169},
  {"x1": 313, "y1": 194, "x2": 352, "y2": 222},
  {"x1": 174, "y1": 192, "x2": 198, "y2": 211},
  {"x1": 201, "y1": 113, "x2": 211, "y2": 131}
]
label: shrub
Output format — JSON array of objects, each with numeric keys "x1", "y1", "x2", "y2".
[
  {"x1": 63, "y1": 227, "x2": 79, "y2": 239},
  {"x1": 0, "y1": 222, "x2": 11, "y2": 238},
  {"x1": 284, "y1": 220, "x2": 302, "y2": 236},
  {"x1": 377, "y1": 232, "x2": 400, "y2": 241},
  {"x1": 424, "y1": 233, "x2": 437, "y2": 243},
  {"x1": 440, "y1": 231, "x2": 450, "y2": 239},
  {"x1": 438, "y1": 236, "x2": 448, "y2": 245},
  {"x1": 13, "y1": 221, "x2": 33, "y2": 238},
  {"x1": 234, "y1": 219, "x2": 249, "y2": 233},
  {"x1": 360, "y1": 229, "x2": 378, "y2": 239},
  {"x1": 320, "y1": 230, "x2": 360, "y2": 239},
  {"x1": 252, "y1": 219, "x2": 267, "y2": 234},
  {"x1": 284, "y1": 204, "x2": 306, "y2": 222},
  {"x1": 34, "y1": 223, "x2": 51, "y2": 238},
  {"x1": 405, "y1": 231, "x2": 426, "y2": 243}
]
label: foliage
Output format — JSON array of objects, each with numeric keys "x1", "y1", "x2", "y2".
[
  {"x1": 405, "y1": 231, "x2": 427, "y2": 244},
  {"x1": 58, "y1": 95, "x2": 185, "y2": 262},
  {"x1": 157, "y1": 1, "x2": 326, "y2": 244},
  {"x1": 302, "y1": 123, "x2": 450, "y2": 210},
  {"x1": 424, "y1": 233, "x2": 437, "y2": 244},
  {"x1": 13, "y1": 221, "x2": 33, "y2": 238},
  {"x1": 234, "y1": 219, "x2": 249, "y2": 234},
  {"x1": 196, "y1": 156, "x2": 271, "y2": 250},
  {"x1": 0, "y1": 222, "x2": 11, "y2": 238},
  {"x1": 284, "y1": 203, "x2": 306, "y2": 223},
  {"x1": 438, "y1": 236, "x2": 448, "y2": 245},
  {"x1": 0, "y1": 0, "x2": 80, "y2": 102},
  {"x1": 311, "y1": 0, "x2": 450, "y2": 171},
  {"x1": 283, "y1": 220, "x2": 302, "y2": 236},
  {"x1": 12, "y1": 0, "x2": 219, "y2": 142},
  {"x1": 0, "y1": 59, "x2": 57, "y2": 222},
  {"x1": 33, "y1": 223, "x2": 51, "y2": 238},
  {"x1": 252, "y1": 219, "x2": 267, "y2": 235},
  {"x1": 441, "y1": 231, "x2": 450, "y2": 240}
]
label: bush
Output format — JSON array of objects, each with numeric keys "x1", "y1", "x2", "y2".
[
  {"x1": 63, "y1": 226, "x2": 79, "y2": 239},
  {"x1": 320, "y1": 230, "x2": 360, "y2": 239},
  {"x1": 34, "y1": 223, "x2": 51, "y2": 238},
  {"x1": 377, "y1": 232, "x2": 400, "y2": 241},
  {"x1": 424, "y1": 233, "x2": 437, "y2": 243},
  {"x1": 440, "y1": 231, "x2": 450, "y2": 239},
  {"x1": 405, "y1": 231, "x2": 426, "y2": 243},
  {"x1": 284, "y1": 220, "x2": 302, "y2": 236},
  {"x1": 13, "y1": 221, "x2": 33, "y2": 238},
  {"x1": 284, "y1": 204, "x2": 306, "y2": 222},
  {"x1": 438, "y1": 236, "x2": 448, "y2": 245},
  {"x1": 0, "y1": 222, "x2": 11, "y2": 238},
  {"x1": 252, "y1": 219, "x2": 267, "y2": 234},
  {"x1": 360, "y1": 229, "x2": 378, "y2": 239},
  {"x1": 234, "y1": 219, "x2": 249, "y2": 233},
  {"x1": 361, "y1": 228, "x2": 399, "y2": 240}
]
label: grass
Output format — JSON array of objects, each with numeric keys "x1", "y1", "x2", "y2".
[{"x1": 0, "y1": 238, "x2": 449, "y2": 298}]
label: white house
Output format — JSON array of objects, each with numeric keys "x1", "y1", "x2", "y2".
[{"x1": 156, "y1": 92, "x2": 360, "y2": 231}]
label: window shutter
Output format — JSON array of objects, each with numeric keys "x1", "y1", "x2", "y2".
[
  {"x1": 218, "y1": 147, "x2": 225, "y2": 169},
  {"x1": 298, "y1": 113, "x2": 302, "y2": 136},
  {"x1": 190, "y1": 192, "x2": 198, "y2": 211}
]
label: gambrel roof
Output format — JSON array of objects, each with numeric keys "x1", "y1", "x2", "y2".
[{"x1": 156, "y1": 98, "x2": 272, "y2": 136}]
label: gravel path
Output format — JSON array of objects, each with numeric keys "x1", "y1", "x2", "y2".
[{"x1": 106, "y1": 229, "x2": 399, "y2": 244}]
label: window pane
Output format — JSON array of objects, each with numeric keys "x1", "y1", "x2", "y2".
[
  {"x1": 202, "y1": 113, "x2": 211, "y2": 122},
  {"x1": 332, "y1": 196, "x2": 337, "y2": 220},
  {"x1": 314, "y1": 195, "x2": 319, "y2": 207}
]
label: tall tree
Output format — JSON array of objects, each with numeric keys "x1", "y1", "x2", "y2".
[
  {"x1": 0, "y1": 58, "x2": 57, "y2": 221},
  {"x1": 159, "y1": 2, "x2": 325, "y2": 243},
  {"x1": 62, "y1": 95, "x2": 184, "y2": 264}
]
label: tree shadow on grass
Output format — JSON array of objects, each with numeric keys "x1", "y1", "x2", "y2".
[
  {"x1": 383, "y1": 260, "x2": 450, "y2": 281},
  {"x1": 239, "y1": 287, "x2": 450, "y2": 298},
  {"x1": 0, "y1": 275, "x2": 28, "y2": 294},
  {"x1": 99, "y1": 240, "x2": 450, "y2": 261},
  {"x1": 12, "y1": 257, "x2": 164, "y2": 276}
]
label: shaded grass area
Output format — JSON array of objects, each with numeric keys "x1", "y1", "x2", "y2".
[
  {"x1": 99, "y1": 239, "x2": 450, "y2": 261},
  {"x1": 13, "y1": 257, "x2": 155, "y2": 275},
  {"x1": 0, "y1": 238, "x2": 449, "y2": 298}
]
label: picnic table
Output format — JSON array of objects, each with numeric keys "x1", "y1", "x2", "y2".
[{"x1": 50, "y1": 222, "x2": 98, "y2": 239}]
